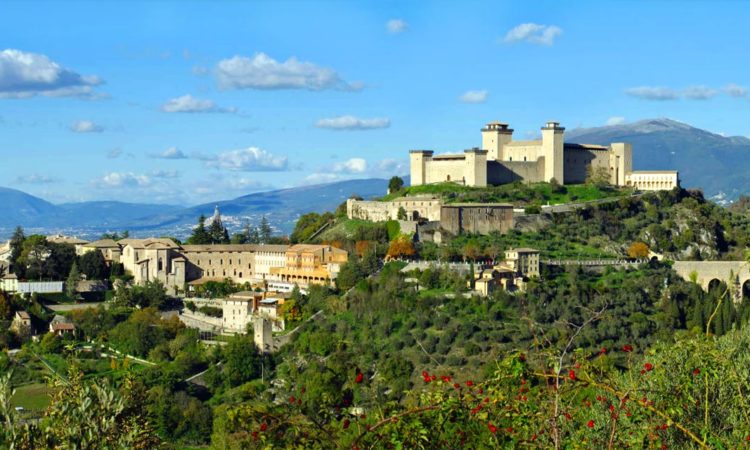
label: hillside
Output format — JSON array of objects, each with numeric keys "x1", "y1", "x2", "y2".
[{"x1": 567, "y1": 118, "x2": 750, "y2": 201}]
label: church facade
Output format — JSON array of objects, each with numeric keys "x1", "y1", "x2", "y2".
[{"x1": 410, "y1": 120, "x2": 679, "y2": 191}]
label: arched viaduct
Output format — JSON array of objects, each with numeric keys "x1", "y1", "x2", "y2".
[{"x1": 672, "y1": 261, "x2": 750, "y2": 302}]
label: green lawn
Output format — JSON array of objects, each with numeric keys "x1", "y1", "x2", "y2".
[
  {"x1": 380, "y1": 182, "x2": 633, "y2": 207},
  {"x1": 10, "y1": 383, "x2": 54, "y2": 411}
]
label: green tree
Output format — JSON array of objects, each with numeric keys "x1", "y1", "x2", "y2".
[
  {"x1": 336, "y1": 256, "x2": 365, "y2": 291},
  {"x1": 187, "y1": 214, "x2": 211, "y2": 244},
  {"x1": 0, "y1": 292, "x2": 11, "y2": 320},
  {"x1": 8, "y1": 226, "x2": 25, "y2": 277},
  {"x1": 44, "y1": 243, "x2": 76, "y2": 280},
  {"x1": 79, "y1": 249, "x2": 108, "y2": 280},
  {"x1": 109, "y1": 307, "x2": 170, "y2": 357},
  {"x1": 223, "y1": 333, "x2": 264, "y2": 387},
  {"x1": 259, "y1": 216, "x2": 273, "y2": 243},
  {"x1": 0, "y1": 369, "x2": 161, "y2": 449},
  {"x1": 66, "y1": 261, "x2": 81, "y2": 299},
  {"x1": 208, "y1": 219, "x2": 230, "y2": 244},
  {"x1": 17, "y1": 234, "x2": 48, "y2": 280},
  {"x1": 388, "y1": 176, "x2": 405, "y2": 193}
]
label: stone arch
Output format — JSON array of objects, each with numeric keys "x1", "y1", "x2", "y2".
[
  {"x1": 707, "y1": 278, "x2": 723, "y2": 292},
  {"x1": 742, "y1": 279, "x2": 750, "y2": 299}
]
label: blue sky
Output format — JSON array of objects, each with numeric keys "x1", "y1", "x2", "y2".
[{"x1": 1, "y1": 0, "x2": 748, "y2": 205}]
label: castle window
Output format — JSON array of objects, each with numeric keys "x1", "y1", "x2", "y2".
[
  {"x1": 524, "y1": 156, "x2": 527, "y2": 161},
  {"x1": 509, "y1": 157, "x2": 512, "y2": 161},
  {"x1": 446, "y1": 175, "x2": 451, "y2": 181},
  {"x1": 158, "y1": 258, "x2": 163, "y2": 272}
]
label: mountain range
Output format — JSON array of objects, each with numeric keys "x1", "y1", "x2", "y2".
[
  {"x1": 566, "y1": 118, "x2": 750, "y2": 202},
  {"x1": 2, "y1": 118, "x2": 750, "y2": 240},
  {"x1": 0, "y1": 179, "x2": 388, "y2": 240}
]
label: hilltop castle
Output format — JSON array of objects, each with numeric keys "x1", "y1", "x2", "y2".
[{"x1": 410, "y1": 120, "x2": 679, "y2": 191}]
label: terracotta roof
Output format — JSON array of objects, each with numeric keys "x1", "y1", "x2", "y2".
[
  {"x1": 181, "y1": 244, "x2": 289, "y2": 253},
  {"x1": 83, "y1": 239, "x2": 120, "y2": 248},
  {"x1": 51, "y1": 323, "x2": 75, "y2": 331},
  {"x1": 121, "y1": 238, "x2": 179, "y2": 249}
]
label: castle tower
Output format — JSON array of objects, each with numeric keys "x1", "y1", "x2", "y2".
[
  {"x1": 464, "y1": 148, "x2": 488, "y2": 187},
  {"x1": 609, "y1": 143, "x2": 632, "y2": 186},
  {"x1": 409, "y1": 150, "x2": 434, "y2": 186},
  {"x1": 481, "y1": 122, "x2": 514, "y2": 161},
  {"x1": 541, "y1": 121, "x2": 565, "y2": 183}
]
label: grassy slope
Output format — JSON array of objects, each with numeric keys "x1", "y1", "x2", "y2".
[{"x1": 381, "y1": 182, "x2": 632, "y2": 206}]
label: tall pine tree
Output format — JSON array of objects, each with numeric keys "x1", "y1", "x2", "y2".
[{"x1": 188, "y1": 215, "x2": 211, "y2": 244}]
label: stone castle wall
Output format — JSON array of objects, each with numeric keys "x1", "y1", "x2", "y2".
[
  {"x1": 346, "y1": 198, "x2": 443, "y2": 222},
  {"x1": 440, "y1": 204, "x2": 514, "y2": 235}
]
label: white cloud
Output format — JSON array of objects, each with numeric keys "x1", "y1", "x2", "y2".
[
  {"x1": 14, "y1": 174, "x2": 59, "y2": 184},
  {"x1": 154, "y1": 147, "x2": 188, "y2": 159},
  {"x1": 724, "y1": 83, "x2": 748, "y2": 98},
  {"x1": 94, "y1": 172, "x2": 151, "y2": 188},
  {"x1": 161, "y1": 94, "x2": 235, "y2": 113},
  {"x1": 377, "y1": 158, "x2": 408, "y2": 175},
  {"x1": 208, "y1": 147, "x2": 288, "y2": 171},
  {"x1": 332, "y1": 158, "x2": 367, "y2": 174},
  {"x1": 459, "y1": 90, "x2": 488, "y2": 104},
  {"x1": 683, "y1": 85, "x2": 718, "y2": 100},
  {"x1": 215, "y1": 52, "x2": 361, "y2": 91},
  {"x1": 386, "y1": 19, "x2": 408, "y2": 34},
  {"x1": 70, "y1": 120, "x2": 104, "y2": 133},
  {"x1": 625, "y1": 86, "x2": 679, "y2": 101},
  {"x1": 502, "y1": 23, "x2": 562, "y2": 46},
  {"x1": 605, "y1": 116, "x2": 626, "y2": 126},
  {"x1": 315, "y1": 115, "x2": 390, "y2": 130},
  {"x1": 301, "y1": 173, "x2": 344, "y2": 185},
  {"x1": 0, "y1": 49, "x2": 104, "y2": 99},
  {"x1": 150, "y1": 169, "x2": 180, "y2": 179}
]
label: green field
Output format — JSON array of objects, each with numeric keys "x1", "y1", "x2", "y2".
[{"x1": 10, "y1": 383, "x2": 54, "y2": 411}]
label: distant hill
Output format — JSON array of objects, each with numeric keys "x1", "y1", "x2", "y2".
[
  {"x1": 566, "y1": 118, "x2": 750, "y2": 201},
  {"x1": 0, "y1": 188, "x2": 182, "y2": 229},
  {"x1": 127, "y1": 178, "x2": 389, "y2": 236},
  {"x1": 0, "y1": 178, "x2": 389, "y2": 239}
]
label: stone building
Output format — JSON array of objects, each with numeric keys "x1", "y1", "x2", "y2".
[
  {"x1": 504, "y1": 248, "x2": 540, "y2": 278},
  {"x1": 410, "y1": 119, "x2": 679, "y2": 190},
  {"x1": 11, "y1": 311, "x2": 33, "y2": 335},
  {"x1": 346, "y1": 196, "x2": 442, "y2": 222},
  {"x1": 271, "y1": 244, "x2": 348, "y2": 286},
  {"x1": 439, "y1": 203, "x2": 514, "y2": 235},
  {"x1": 346, "y1": 198, "x2": 514, "y2": 237},
  {"x1": 79, "y1": 238, "x2": 122, "y2": 261},
  {"x1": 83, "y1": 235, "x2": 345, "y2": 294},
  {"x1": 470, "y1": 247, "x2": 541, "y2": 296},
  {"x1": 222, "y1": 291, "x2": 261, "y2": 333},
  {"x1": 179, "y1": 244, "x2": 288, "y2": 284}
]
